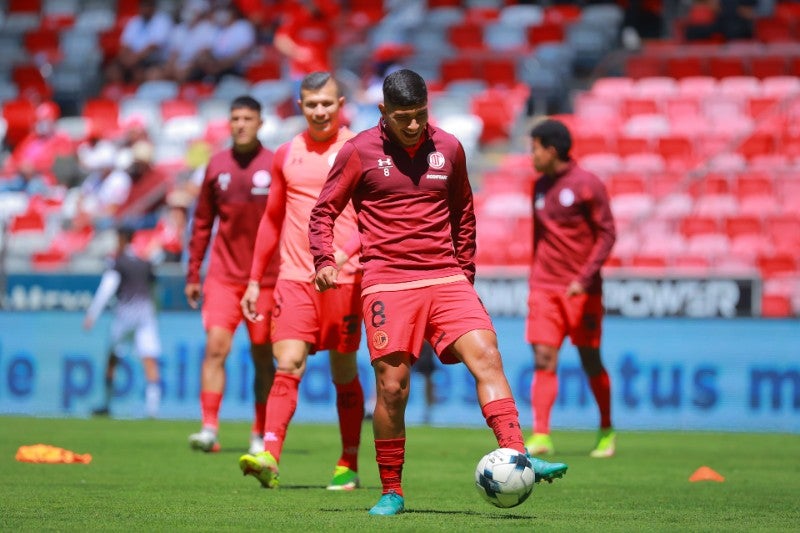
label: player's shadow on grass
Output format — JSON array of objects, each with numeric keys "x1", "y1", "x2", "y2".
[{"x1": 320, "y1": 508, "x2": 531, "y2": 518}]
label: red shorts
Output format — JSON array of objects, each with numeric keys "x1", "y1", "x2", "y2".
[
  {"x1": 202, "y1": 277, "x2": 274, "y2": 344},
  {"x1": 271, "y1": 280, "x2": 362, "y2": 354},
  {"x1": 526, "y1": 289, "x2": 603, "y2": 349},
  {"x1": 362, "y1": 280, "x2": 495, "y2": 364}
]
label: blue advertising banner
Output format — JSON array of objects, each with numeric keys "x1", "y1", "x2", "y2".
[{"x1": 1, "y1": 312, "x2": 797, "y2": 432}]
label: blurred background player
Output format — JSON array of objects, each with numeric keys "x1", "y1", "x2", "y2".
[
  {"x1": 309, "y1": 69, "x2": 567, "y2": 516},
  {"x1": 526, "y1": 119, "x2": 617, "y2": 459},
  {"x1": 185, "y1": 96, "x2": 280, "y2": 454},
  {"x1": 83, "y1": 226, "x2": 162, "y2": 418},
  {"x1": 238, "y1": 72, "x2": 364, "y2": 491}
]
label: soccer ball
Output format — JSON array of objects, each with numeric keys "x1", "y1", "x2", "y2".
[{"x1": 474, "y1": 448, "x2": 535, "y2": 508}]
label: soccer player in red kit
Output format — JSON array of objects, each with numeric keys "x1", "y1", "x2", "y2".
[
  {"x1": 185, "y1": 96, "x2": 280, "y2": 454},
  {"x1": 308, "y1": 69, "x2": 567, "y2": 516},
  {"x1": 237, "y1": 72, "x2": 364, "y2": 490},
  {"x1": 526, "y1": 119, "x2": 617, "y2": 458}
]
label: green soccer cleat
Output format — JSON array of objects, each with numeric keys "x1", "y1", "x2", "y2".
[
  {"x1": 368, "y1": 491, "x2": 405, "y2": 516},
  {"x1": 239, "y1": 451, "x2": 280, "y2": 488},
  {"x1": 590, "y1": 428, "x2": 617, "y2": 458},
  {"x1": 525, "y1": 433, "x2": 555, "y2": 456},
  {"x1": 528, "y1": 455, "x2": 568, "y2": 483},
  {"x1": 327, "y1": 465, "x2": 360, "y2": 490}
]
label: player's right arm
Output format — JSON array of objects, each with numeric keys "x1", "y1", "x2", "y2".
[
  {"x1": 309, "y1": 143, "x2": 362, "y2": 291},
  {"x1": 241, "y1": 147, "x2": 288, "y2": 321},
  {"x1": 185, "y1": 164, "x2": 217, "y2": 309}
]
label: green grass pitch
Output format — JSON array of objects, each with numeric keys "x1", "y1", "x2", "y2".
[{"x1": 1, "y1": 416, "x2": 798, "y2": 531}]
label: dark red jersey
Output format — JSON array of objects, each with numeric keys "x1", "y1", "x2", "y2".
[
  {"x1": 309, "y1": 120, "x2": 476, "y2": 289},
  {"x1": 187, "y1": 144, "x2": 280, "y2": 287},
  {"x1": 530, "y1": 161, "x2": 616, "y2": 293}
]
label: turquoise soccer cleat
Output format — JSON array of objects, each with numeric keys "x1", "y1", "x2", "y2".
[
  {"x1": 528, "y1": 455, "x2": 568, "y2": 483},
  {"x1": 368, "y1": 491, "x2": 405, "y2": 516}
]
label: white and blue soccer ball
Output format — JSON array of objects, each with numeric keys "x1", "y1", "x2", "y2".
[{"x1": 474, "y1": 448, "x2": 535, "y2": 508}]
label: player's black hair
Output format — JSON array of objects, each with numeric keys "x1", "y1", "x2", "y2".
[
  {"x1": 530, "y1": 119, "x2": 572, "y2": 161},
  {"x1": 383, "y1": 69, "x2": 427, "y2": 108},
  {"x1": 230, "y1": 95, "x2": 262, "y2": 114},
  {"x1": 300, "y1": 71, "x2": 339, "y2": 97}
]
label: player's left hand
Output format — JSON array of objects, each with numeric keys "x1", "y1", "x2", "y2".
[
  {"x1": 566, "y1": 280, "x2": 585, "y2": 297},
  {"x1": 314, "y1": 266, "x2": 339, "y2": 292}
]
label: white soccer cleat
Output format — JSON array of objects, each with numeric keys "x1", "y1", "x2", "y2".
[{"x1": 189, "y1": 429, "x2": 220, "y2": 453}]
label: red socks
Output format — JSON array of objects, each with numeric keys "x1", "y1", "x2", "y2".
[
  {"x1": 531, "y1": 369, "x2": 558, "y2": 434},
  {"x1": 200, "y1": 391, "x2": 222, "y2": 431},
  {"x1": 263, "y1": 372, "x2": 301, "y2": 462},
  {"x1": 375, "y1": 438, "x2": 405, "y2": 495},
  {"x1": 481, "y1": 397, "x2": 525, "y2": 454},
  {"x1": 589, "y1": 369, "x2": 612, "y2": 429},
  {"x1": 335, "y1": 377, "x2": 364, "y2": 472},
  {"x1": 252, "y1": 401, "x2": 266, "y2": 436}
]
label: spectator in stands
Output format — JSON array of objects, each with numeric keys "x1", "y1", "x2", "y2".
[
  {"x1": 116, "y1": 140, "x2": 168, "y2": 229},
  {"x1": 150, "y1": 0, "x2": 216, "y2": 83},
  {"x1": 71, "y1": 142, "x2": 131, "y2": 230},
  {"x1": 105, "y1": 0, "x2": 174, "y2": 84},
  {"x1": 116, "y1": 115, "x2": 154, "y2": 170},
  {"x1": 525, "y1": 119, "x2": 617, "y2": 460},
  {"x1": 189, "y1": 3, "x2": 257, "y2": 83},
  {"x1": 684, "y1": 0, "x2": 757, "y2": 41},
  {"x1": 1, "y1": 102, "x2": 73, "y2": 195},
  {"x1": 273, "y1": 0, "x2": 339, "y2": 101}
]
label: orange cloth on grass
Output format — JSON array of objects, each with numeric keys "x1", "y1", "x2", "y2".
[{"x1": 15, "y1": 444, "x2": 92, "y2": 464}]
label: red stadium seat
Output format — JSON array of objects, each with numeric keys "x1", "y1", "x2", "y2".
[
  {"x1": 9, "y1": 0, "x2": 41, "y2": 13},
  {"x1": 245, "y1": 58, "x2": 281, "y2": 82},
  {"x1": 687, "y1": 173, "x2": 729, "y2": 197},
  {"x1": 736, "y1": 132, "x2": 776, "y2": 159},
  {"x1": 448, "y1": 22, "x2": 486, "y2": 51},
  {"x1": 765, "y1": 213, "x2": 800, "y2": 254},
  {"x1": 734, "y1": 172, "x2": 774, "y2": 199},
  {"x1": 527, "y1": 23, "x2": 565, "y2": 46},
  {"x1": 99, "y1": 28, "x2": 123, "y2": 62},
  {"x1": 82, "y1": 98, "x2": 120, "y2": 136},
  {"x1": 2, "y1": 98, "x2": 37, "y2": 148},
  {"x1": 724, "y1": 214, "x2": 762, "y2": 239},
  {"x1": 160, "y1": 99, "x2": 198, "y2": 121},
  {"x1": 606, "y1": 173, "x2": 647, "y2": 197},
  {"x1": 615, "y1": 135, "x2": 651, "y2": 156},
  {"x1": 666, "y1": 56, "x2": 706, "y2": 79},
  {"x1": 756, "y1": 253, "x2": 798, "y2": 278},
  {"x1": 440, "y1": 56, "x2": 478, "y2": 85},
  {"x1": 622, "y1": 97, "x2": 659, "y2": 118},
  {"x1": 650, "y1": 172, "x2": 684, "y2": 198},
  {"x1": 543, "y1": 4, "x2": 581, "y2": 24},
  {"x1": 179, "y1": 82, "x2": 215, "y2": 101},
  {"x1": 708, "y1": 56, "x2": 746, "y2": 79},
  {"x1": 625, "y1": 55, "x2": 664, "y2": 79},
  {"x1": 571, "y1": 133, "x2": 610, "y2": 159},
  {"x1": 761, "y1": 294, "x2": 792, "y2": 317},
  {"x1": 482, "y1": 57, "x2": 517, "y2": 88},
  {"x1": 679, "y1": 215, "x2": 719, "y2": 238},
  {"x1": 750, "y1": 54, "x2": 788, "y2": 78},
  {"x1": 24, "y1": 29, "x2": 61, "y2": 59},
  {"x1": 9, "y1": 208, "x2": 46, "y2": 233},
  {"x1": 754, "y1": 18, "x2": 794, "y2": 43},
  {"x1": 12, "y1": 64, "x2": 53, "y2": 101},
  {"x1": 31, "y1": 249, "x2": 69, "y2": 271}
]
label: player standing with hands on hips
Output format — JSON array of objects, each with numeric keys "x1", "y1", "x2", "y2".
[
  {"x1": 525, "y1": 119, "x2": 617, "y2": 459},
  {"x1": 309, "y1": 69, "x2": 567, "y2": 516},
  {"x1": 185, "y1": 96, "x2": 280, "y2": 454},
  {"x1": 237, "y1": 72, "x2": 364, "y2": 491}
]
